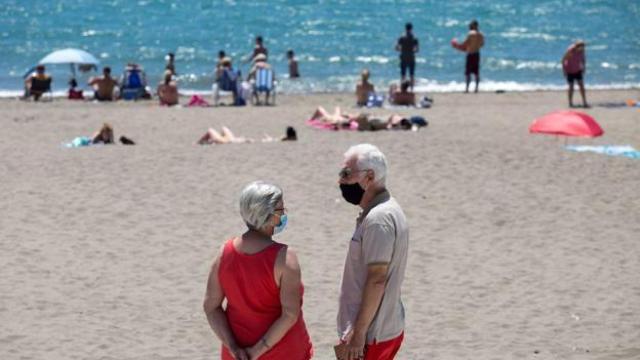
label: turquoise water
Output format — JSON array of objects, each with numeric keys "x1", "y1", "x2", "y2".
[{"x1": 1, "y1": 0, "x2": 639, "y2": 94}]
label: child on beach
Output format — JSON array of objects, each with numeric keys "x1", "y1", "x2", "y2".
[
  {"x1": 287, "y1": 49, "x2": 300, "y2": 78},
  {"x1": 68, "y1": 78, "x2": 84, "y2": 100}
]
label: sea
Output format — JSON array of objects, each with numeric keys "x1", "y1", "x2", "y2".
[{"x1": 1, "y1": 0, "x2": 639, "y2": 96}]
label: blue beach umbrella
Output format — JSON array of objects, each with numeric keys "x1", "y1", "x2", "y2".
[{"x1": 37, "y1": 48, "x2": 100, "y2": 77}]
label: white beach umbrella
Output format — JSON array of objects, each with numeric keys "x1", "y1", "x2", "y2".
[{"x1": 38, "y1": 48, "x2": 100, "y2": 77}]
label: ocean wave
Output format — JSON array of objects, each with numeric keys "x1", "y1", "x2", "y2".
[
  {"x1": 486, "y1": 58, "x2": 561, "y2": 70},
  {"x1": 499, "y1": 32, "x2": 559, "y2": 42},
  {"x1": 355, "y1": 56, "x2": 390, "y2": 64}
]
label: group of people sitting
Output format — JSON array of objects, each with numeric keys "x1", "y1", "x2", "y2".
[
  {"x1": 356, "y1": 69, "x2": 432, "y2": 108},
  {"x1": 213, "y1": 53, "x2": 277, "y2": 106},
  {"x1": 24, "y1": 63, "x2": 155, "y2": 102}
]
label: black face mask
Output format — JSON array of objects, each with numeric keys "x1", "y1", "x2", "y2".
[{"x1": 340, "y1": 182, "x2": 365, "y2": 205}]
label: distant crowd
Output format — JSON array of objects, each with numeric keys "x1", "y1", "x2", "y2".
[{"x1": 24, "y1": 20, "x2": 590, "y2": 108}]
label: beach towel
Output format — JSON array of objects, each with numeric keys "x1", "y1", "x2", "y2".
[
  {"x1": 188, "y1": 95, "x2": 210, "y2": 107},
  {"x1": 63, "y1": 136, "x2": 93, "y2": 148},
  {"x1": 306, "y1": 119, "x2": 358, "y2": 131},
  {"x1": 565, "y1": 145, "x2": 640, "y2": 159}
]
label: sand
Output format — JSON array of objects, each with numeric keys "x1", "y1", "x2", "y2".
[{"x1": 1, "y1": 89, "x2": 639, "y2": 360}]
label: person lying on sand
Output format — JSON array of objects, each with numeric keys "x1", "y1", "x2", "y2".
[
  {"x1": 310, "y1": 106, "x2": 362, "y2": 128},
  {"x1": 356, "y1": 113, "x2": 425, "y2": 131},
  {"x1": 197, "y1": 126, "x2": 254, "y2": 145}
]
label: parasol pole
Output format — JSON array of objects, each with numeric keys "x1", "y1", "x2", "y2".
[{"x1": 70, "y1": 63, "x2": 76, "y2": 79}]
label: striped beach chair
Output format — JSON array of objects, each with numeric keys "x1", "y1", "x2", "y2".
[{"x1": 252, "y1": 68, "x2": 276, "y2": 105}]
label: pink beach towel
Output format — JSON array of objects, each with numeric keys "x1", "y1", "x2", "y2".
[
  {"x1": 188, "y1": 95, "x2": 210, "y2": 107},
  {"x1": 306, "y1": 119, "x2": 359, "y2": 131}
]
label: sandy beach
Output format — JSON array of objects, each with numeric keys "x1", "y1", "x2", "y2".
[{"x1": 1, "y1": 89, "x2": 639, "y2": 360}]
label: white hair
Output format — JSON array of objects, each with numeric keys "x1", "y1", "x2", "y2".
[
  {"x1": 344, "y1": 143, "x2": 387, "y2": 185},
  {"x1": 239, "y1": 181, "x2": 283, "y2": 230}
]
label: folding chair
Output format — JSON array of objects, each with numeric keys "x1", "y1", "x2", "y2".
[
  {"x1": 252, "y1": 68, "x2": 276, "y2": 105},
  {"x1": 213, "y1": 69, "x2": 241, "y2": 106}
]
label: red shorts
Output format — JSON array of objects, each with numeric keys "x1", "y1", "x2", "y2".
[{"x1": 364, "y1": 332, "x2": 404, "y2": 360}]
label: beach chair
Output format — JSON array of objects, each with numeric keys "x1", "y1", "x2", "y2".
[
  {"x1": 121, "y1": 67, "x2": 146, "y2": 100},
  {"x1": 252, "y1": 68, "x2": 276, "y2": 105},
  {"x1": 29, "y1": 77, "x2": 52, "y2": 101},
  {"x1": 213, "y1": 68, "x2": 241, "y2": 106}
]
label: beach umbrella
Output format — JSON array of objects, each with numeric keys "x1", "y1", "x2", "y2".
[
  {"x1": 529, "y1": 110, "x2": 604, "y2": 137},
  {"x1": 37, "y1": 48, "x2": 100, "y2": 77}
]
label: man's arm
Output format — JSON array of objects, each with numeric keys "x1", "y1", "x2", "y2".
[{"x1": 345, "y1": 263, "x2": 389, "y2": 360}]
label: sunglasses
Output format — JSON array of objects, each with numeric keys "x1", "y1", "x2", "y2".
[{"x1": 339, "y1": 167, "x2": 369, "y2": 179}]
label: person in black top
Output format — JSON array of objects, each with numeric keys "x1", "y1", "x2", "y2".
[{"x1": 395, "y1": 22, "x2": 419, "y2": 89}]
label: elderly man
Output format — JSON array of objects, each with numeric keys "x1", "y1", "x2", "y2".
[{"x1": 336, "y1": 144, "x2": 409, "y2": 360}]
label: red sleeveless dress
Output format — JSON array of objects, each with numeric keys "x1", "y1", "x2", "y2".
[{"x1": 219, "y1": 238, "x2": 313, "y2": 360}]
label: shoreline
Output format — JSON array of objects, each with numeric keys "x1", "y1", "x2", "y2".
[{"x1": 1, "y1": 87, "x2": 638, "y2": 102}]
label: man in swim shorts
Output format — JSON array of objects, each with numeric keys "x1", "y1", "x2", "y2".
[
  {"x1": 454, "y1": 20, "x2": 484, "y2": 93},
  {"x1": 396, "y1": 22, "x2": 419, "y2": 89}
]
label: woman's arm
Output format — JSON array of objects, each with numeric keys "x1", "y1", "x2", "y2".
[
  {"x1": 203, "y1": 247, "x2": 248, "y2": 360},
  {"x1": 246, "y1": 247, "x2": 303, "y2": 359}
]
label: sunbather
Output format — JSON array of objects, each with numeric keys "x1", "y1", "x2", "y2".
[
  {"x1": 197, "y1": 126, "x2": 253, "y2": 145},
  {"x1": 355, "y1": 113, "x2": 426, "y2": 132},
  {"x1": 310, "y1": 106, "x2": 362, "y2": 127},
  {"x1": 389, "y1": 80, "x2": 416, "y2": 106},
  {"x1": 89, "y1": 67, "x2": 119, "y2": 101},
  {"x1": 157, "y1": 71, "x2": 178, "y2": 106},
  {"x1": 356, "y1": 69, "x2": 375, "y2": 106}
]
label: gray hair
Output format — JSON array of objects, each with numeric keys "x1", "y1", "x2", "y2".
[
  {"x1": 239, "y1": 181, "x2": 283, "y2": 230},
  {"x1": 344, "y1": 143, "x2": 387, "y2": 185}
]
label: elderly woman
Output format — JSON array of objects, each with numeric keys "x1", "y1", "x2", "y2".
[{"x1": 204, "y1": 181, "x2": 313, "y2": 360}]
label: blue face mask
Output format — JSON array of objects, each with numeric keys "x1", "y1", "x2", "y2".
[{"x1": 273, "y1": 214, "x2": 288, "y2": 235}]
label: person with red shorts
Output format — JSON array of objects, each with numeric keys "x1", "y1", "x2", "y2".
[
  {"x1": 336, "y1": 144, "x2": 409, "y2": 360},
  {"x1": 452, "y1": 19, "x2": 485, "y2": 93},
  {"x1": 203, "y1": 181, "x2": 313, "y2": 360}
]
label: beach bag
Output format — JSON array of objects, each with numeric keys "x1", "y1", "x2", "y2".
[
  {"x1": 366, "y1": 93, "x2": 384, "y2": 108},
  {"x1": 410, "y1": 116, "x2": 428, "y2": 127}
]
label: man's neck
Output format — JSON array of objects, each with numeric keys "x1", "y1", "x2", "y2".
[{"x1": 359, "y1": 185, "x2": 386, "y2": 210}]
